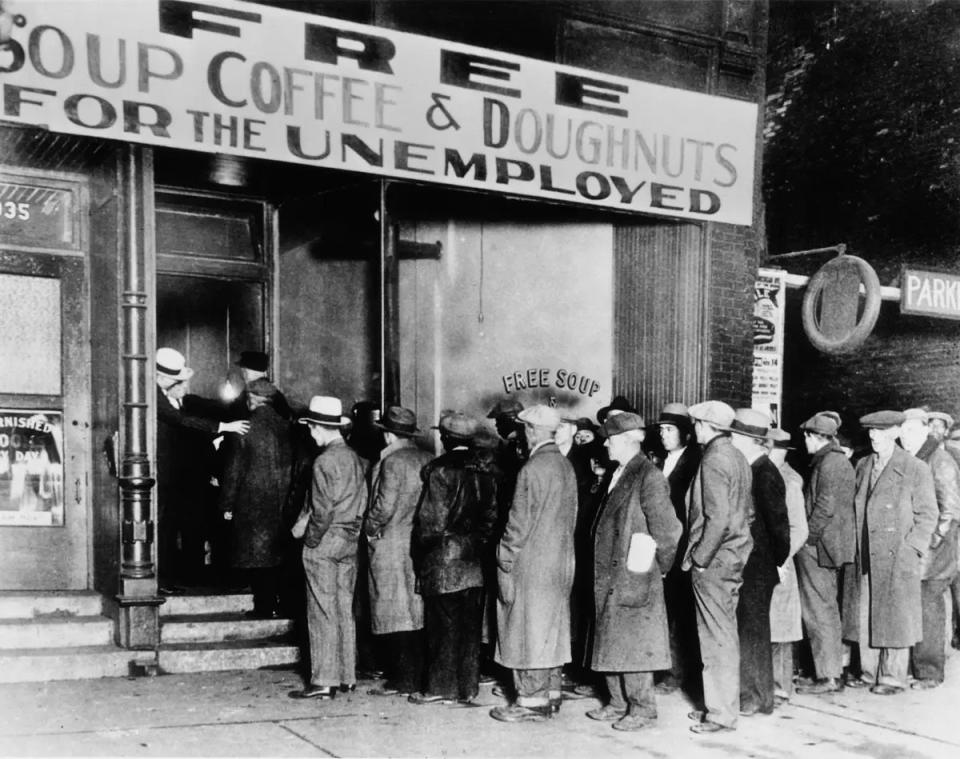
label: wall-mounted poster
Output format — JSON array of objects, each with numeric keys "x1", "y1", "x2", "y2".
[
  {"x1": 752, "y1": 269, "x2": 786, "y2": 427},
  {"x1": 0, "y1": 411, "x2": 64, "y2": 526}
]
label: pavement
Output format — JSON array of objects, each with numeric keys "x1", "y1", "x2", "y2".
[{"x1": 1, "y1": 655, "x2": 959, "y2": 758}]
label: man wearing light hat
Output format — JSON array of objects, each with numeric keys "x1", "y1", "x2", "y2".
[
  {"x1": 794, "y1": 411, "x2": 856, "y2": 695},
  {"x1": 155, "y1": 347, "x2": 250, "y2": 589},
  {"x1": 292, "y1": 396, "x2": 367, "y2": 701},
  {"x1": 898, "y1": 409, "x2": 960, "y2": 690},
  {"x1": 681, "y1": 400, "x2": 752, "y2": 734},
  {"x1": 841, "y1": 410, "x2": 937, "y2": 695},
  {"x1": 491, "y1": 404, "x2": 577, "y2": 723},
  {"x1": 585, "y1": 411, "x2": 681, "y2": 731}
]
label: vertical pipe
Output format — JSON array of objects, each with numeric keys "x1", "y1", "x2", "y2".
[{"x1": 380, "y1": 180, "x2": 400, "y2": 407}]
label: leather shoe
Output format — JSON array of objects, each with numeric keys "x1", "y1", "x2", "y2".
[
  {"x1": 796, "y1": 677, "x2": 843, "y2": 695},
  {"x1": 289, "y1": 684, "x2": 335, "y2": 700},
  {"x1": 869, "y1": 683, "x2": 903, "y2": 696},
  {"x1": 549, "y1": 697, "x2": 562, "y2": 714},
  {"x1": 843, "y1": 674, "x2": 869, "y2": 689},
  {"x1": 368, "y1": 685, "x2": 405, "y2": 697},
  {"x1": 612, "y1": 714, "x2": 655, "y2": 731},
  {"x1": 687, "y1": 709, "x2": 706, "y2": 722},
  {"x1": 587, "y1": 705, "x2": 627, "y2": 721},
  {"x1": 690, "y1": 721, "x2": 734, "y2": 734},
  {"x1": 910, "y1": 678, "x2": 941, "y2": 690},
  {"x1": 408, "y1": 692, "x2": 455, "y2": 705},
  {"x1": 489, "y1": 704, "x2": 550, "y2": 722},
  {"x1": 739, "y1": 703, "x2": 759, "y2": 716}
]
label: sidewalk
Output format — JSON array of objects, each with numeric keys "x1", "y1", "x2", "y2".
[{"x1": 1, "y1": 657, "x2": 958, "y2": 757}]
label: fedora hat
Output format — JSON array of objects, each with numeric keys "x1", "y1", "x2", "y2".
[
  {"x1": 767, "y1": 427, "x2": 794, "y2": 450},
  {"x1": 597, "y1": 395, "x2": 637, "y2": 424},
  {"x1": 688, "y1": 400, "x2": 736, "y2": 430},
  {"x1": 374, "y1": 405, "x2": 420, "y2": 436},
  {"x1": 599, "y1": 411, "x2": 646, "y2": 438},
  {"x1": 729, "y1": 408, "x2": 772, "y2": 440},
  {"x1": 657, "y1": 402, "x2": 693, "y2": 431},
  {"x1": 298, "y1": 396, "x2": 350, "y2": 427},
  {"x1": 156, "y1": 347, "x2": 194, "y2": 382},
  {"x1": 236, "y1": 350, "x2": 269, "y2": 373},
  {"x1": 487, "y1": 399, "x2": 524, "y2": 420}
]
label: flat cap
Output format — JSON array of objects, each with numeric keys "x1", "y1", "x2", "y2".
[
  {"x1": 928, "y1": 411, "x2": 954, "y2": 428},
  {"x1": 902, "y1": 408, "x2": 929, "y2": 424},
  {"x1": 859, "y1": 410, "x2": 905, "y2": 429},
  {"x1": 767, "y1": 428, "x2": 794, "y2": 449},
  {"x1": 729, "y1": 408, "x2": 772, "y2": 440},
  {"x1": 688, "y1": 400, "x2": 736, "y2": 429},
  {"x1": 599, "y1": 411, "x2": 646, "y2": 438},
  {"x1": 800, "y1": 412, "x2": 841, "y2": 437},
  {"x1": 487, "y1": 399, "x2": 524, "y2": 419},
  {"x1": 438, "y1": 411, "x2": 478, "y2": 439},
  {"x1": 518, "y1": 404, "x2": 561, "y2": 430}
]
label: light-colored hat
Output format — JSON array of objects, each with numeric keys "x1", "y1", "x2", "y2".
[
  {"x1": 767, "y1": 428, "x2": 794, "y2": 450},
  {"x1": 902, "y1": 408, "x2": 929, "y2": 424},
  {"x1": 657, "y1": 403, "x2": 692, "y2": 430},
  {"x1": 518, "y1": 404, "x2": 562, "y2": 431},
  {"x1": 156, "y1": 347, "x2": 194, "y2": 381},
  {"x1": 729, "y1": 408, "x2": 772, "y2": 440},
  {"x1": 298, "y1": 396, "x2": 350, "y2": 427},
  {"x1": 436, "y1": 411, "x2": 479, "y2": 440},
  {"x1": 688, "y1": 400, "x2": 736, "y2": 429},
  {"x1": 928, "y1": 411, "x2": 954, "y2": 428}
]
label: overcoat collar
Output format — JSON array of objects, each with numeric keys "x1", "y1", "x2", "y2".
[
  {"x1": 379, "y1": 436, "x2": 415, "y2": 461},
  {"x1": 860, "y1": 445, "x2": 909, "y2": 499}
]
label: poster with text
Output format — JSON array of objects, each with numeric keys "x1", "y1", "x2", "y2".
[
  {"x1": 752, "y1": 268, "x2": 786, "y2": 427},
  {"x1": 0, "y1": 410, "x2": 64, "y2": 526}
]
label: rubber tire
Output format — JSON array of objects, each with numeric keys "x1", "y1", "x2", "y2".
[{"x1": 801, "y1": 254, "x2": 882, "y2": 355}]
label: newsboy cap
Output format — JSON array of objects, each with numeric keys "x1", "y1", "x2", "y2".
[
  {"x1": 688, "y1": 400, "x2": 736, "y2": 430},
  {"x1": 729, "y1": 408, "x2": 772, "y2": 440},
  {"x1": 800, "y1": 412, "x2": 841, "y2": 437},
  {"x1": 518, "y1": 404, "x2": 561, "y2": 431},
  {"x1": 902, "y1": 408, "x2": 929, "y2": 424},
  {"x1": 438, "y1": 411, "x2": 478, "y2": 440},
  {"x1": 928, "y1": 411, "x2": 954, "y2": 428},
  {"x1": 599, "y1": 411, "x2": 646, "y2": 438},
  {"x1": 487, "y1": 399, "x2": 524, "y2": 419},
  {"x1": 859, "y1": 410, "x2": 905, "y2": 429}
]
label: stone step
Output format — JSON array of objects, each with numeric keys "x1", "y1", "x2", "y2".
[
  {"x1": 0, "y1": 645, "x2": 141, "y2": 683},
  {"x1": 160, "y1": 613, "x2": 294, "y2": 644},
  {"x1": 159, "y1": 593, "x2": 254, "y2": 617},
  {"x1": 0, "y1": 615, "x2": 114, "y2": 649},
  {"x1": 0, "y1": 591, "x2": 104, "y2": 620},
  {"x1": 158, "y1": 639, "x2": 300, "y2": 674}
]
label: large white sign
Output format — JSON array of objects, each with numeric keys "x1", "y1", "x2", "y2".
[
  {"x1": 752, "y1": 268, "x2": 786, "y2": 426},
  {"x1": 0, "y1": 0, "x2": 758, "y2": 224}
]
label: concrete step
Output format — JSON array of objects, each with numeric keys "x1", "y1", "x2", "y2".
[
  {"x1": 160, "y1": 593, "x2": 253, "y2": 617},
  {"x1": 160, "y1": 613, "x2": 294, "y2": 644},
  {"x1": 0, "y1": 615, "x2": 114, "y2": 649},
  {"x1": 158, "y1": 639, "x2": 300, "y2": 674},
  {"x1": 0, "y1": 591, "x2": 104, "y2": 620},
  {"x1": 0, "y1": 645, "x2": 140, "y2": 683}
]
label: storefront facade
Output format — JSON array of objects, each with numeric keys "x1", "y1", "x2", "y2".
[{"x1": 0, "y1": 0, "x2": 766, "y2": 658}]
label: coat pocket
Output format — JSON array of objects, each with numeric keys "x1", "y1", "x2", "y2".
[{"x1": 616, "y1": 570, "x2": 653, "y2": 608}]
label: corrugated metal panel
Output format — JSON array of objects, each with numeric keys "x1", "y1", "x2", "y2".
[
  {"x1": 0, "y1": 124, "x2": 110, "y2": 172},
  {"x1": 614, "y1": 223, "x2": 707, "y2": 421}
]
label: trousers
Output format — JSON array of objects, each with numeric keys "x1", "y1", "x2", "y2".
[
  {"x1": 795, "y1": 546, "x2": 844, "y2": 679},
  {"x1": 691, "y1": 565, "x2": 743, "y2": 728},
  {"x1": 423, "y1": 587, "x2": 483, "y2": 700},
  {"x1": 857, "y1": 573, "x2": 908, "y2": 687},
  {"x1": 514, "y1": 667, "x2": 561, "y2": 708},
  {"x1": 606, "y1": 672, "x2": 656, "y2": 718},
  {"x1": 737, "y1": 566, "x2": 776, "y2": 714},
  {"x1": 302, "y1": 544, "x2": 358, "y2": 687},
  {"x1": 911, "y1": 578, "x2": 950, "y2": 682}
]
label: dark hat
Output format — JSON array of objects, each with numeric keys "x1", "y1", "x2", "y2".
[
  {"x1": 729, "y1": 408, "x2": 772, "y2": 440},
  {"x1": 657, "y1": 402, "x2": 693, "y2": 430},
  {"x1": 800, "y1": 412, "x2": 840, "y2": 437},
  {"x1": 246, "y1": 378, "x2": 279, "y2": 400},
  {"x1": 236, "y1": 350, "x2": 269, "y2": 373},
  {"x1": 374, "y1": 405, "x2": 420, "y2": 436},
  {"x1": 298, "y1": 395, "x2": 350, "y2": 427},
  {"x1": 599, "y1": 411, "x2": 646, "y2": 438},
  {"x1": 564, "y1": 416, "x2": 597, "y2": 433},
  {"x1": 437, "y1": 411, "x2": 479, "y2": 440},
  {"x1": 487, "y1": 399, "x2": 524, "y2": 420},
  {"x1": 767, "y1": 428, "x2": 794, "y2": 450},
  {"x1": 597, "y1": 395, "x2": 637, "y2": 424},
  {"x1": 859, "y1": 410, "x2": 905, "y2": 429}
]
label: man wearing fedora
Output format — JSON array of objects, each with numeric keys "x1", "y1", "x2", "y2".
[
  {"x1": 794, "y1": 411, "x2": 856, "y2": 695},
  {"x1": 363, "y1": 406, "x2": 433, "y2": 697},
  {"x1": 841, "y1": 411, "x2": 937, "y2": 695},
  {"x1": 585, "y1": 411, "x2": 681, "y2": 731},
  {"x1": 728, "y1": 409, "x2": 790, "y2": 717},
  {"x1": 681, "y1": 401, "x2": 752, "y2": 734},
  {"x1": 898, "y1": 409, "x2": 960, "y2": 690},
  {"x1": 491, "y1": 405, "x2": 577, "y2": 723},
  {"x1": 292, "y1": 396, "x2": 367, "y2": 701},
  {"x1": 410, "y1": 412, "x2": 497, "y2": 706},
  {"x1": 155, "y1": 347, "x2": 249, "y2": 589},
  {"x1": 655, "y1": 402, "x2": 702, "y2": 695}
]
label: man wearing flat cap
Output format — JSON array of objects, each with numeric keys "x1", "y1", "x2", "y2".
[
  {"x1": 728, "y1": 409, "x2": 790, "y2": 717},
  {"x1": 794, "y1": 411, "x2": 856, "y2": 695},
  {"x1": 841, "y1": 411, "x2": 937, "y2": 695},
  {"x1": 491, "y1": 405, "x2": 577, "y2": 723},
  {"x1": 681, "y1": 400, "x2": 752, "y2": 734},
  {"x1": 898, "y1": 409, "x2": 960, "y2": 690},
  {"x1": 410, "y1": 412, "x2": 497, "y2": 706},
  {"x1": 585, "y1": 412, "x2": 681, "y2": 731},
  {"x1": 363, "y1": 407, "x2": 434, "y2": 697}
]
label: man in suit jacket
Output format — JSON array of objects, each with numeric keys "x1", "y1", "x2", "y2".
[
  {"x1": 842, "y1": 411, "x2": 937, "y2": 695},
  {"x1": 795, "y1": 411, "x2": 856, "y2": 695},
  {"x1": 682, "y1": 401, "x2": 753, "y2": 734},
  {"x1": 587, "y1": 412, "x2": 681, "y2": 732}
]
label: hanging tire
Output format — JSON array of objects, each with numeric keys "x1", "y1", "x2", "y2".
[{"x1": 801, "y1": 254, "x2": 882, "y2": 354}]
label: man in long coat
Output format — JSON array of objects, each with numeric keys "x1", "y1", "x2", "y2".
[
  {"x1": 364, "y1": 406, "x2": 433, "y2": 697},
  {"x1": 899, "y1": 408, "x2": 960, "y2": 689},
  {"x1": 491, "y1": 405, "x2": 577, "y2": 723},
  {"x1": 682, "y1": 400, "x2": 753, "y2": 734},
  {"x1": 587, "y1": 412, "x2": 681, "y2": 731},
  {"x1": 842, "y1": 410, "x2": 937, "y2": 695}
]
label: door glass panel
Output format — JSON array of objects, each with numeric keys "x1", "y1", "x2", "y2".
[
  {"x1": 0, "y1": 273, "x2": 61, "y2": 394},
  {"x1": 0, "y1": 409, "x2": 64, "y2": 526}
]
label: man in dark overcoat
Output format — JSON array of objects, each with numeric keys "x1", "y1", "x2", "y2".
[
  {"x1": 491, "y1": 405, "x2": 577, "y2": 723},
  {"x1": 364, "y1": 406, "x2": 433, "y2": 697},
  {"x1": 899, "y1": 408, "x2": 960, "y2": 689},
  {"x1": 586, "y1": 412, "x2": 681, "y2": 731},
  {"x1": 218, "y1": 379, "x2": 292, "y2": 618},
  {"x1": 681, "y1": 400, "x2": 753, "y2": 734},
  {"x1": 729, "y1": 409, "x2": 790, "y2": 716},
  {"x1": 842, "y1": 410, "x2": 937, "y2": 695},
  {"x1": 794, "y1": 411, "x2": 856, "y2": 695}
]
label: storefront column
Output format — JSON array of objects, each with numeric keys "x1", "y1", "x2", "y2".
[
  {"x1": 380, "y1": 180, "x2": 401, "y2": 407},
  {"x1": 116, "y1": 145, "x2": 163, "y2": 649}
]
